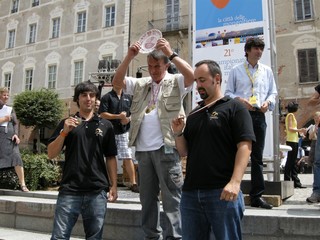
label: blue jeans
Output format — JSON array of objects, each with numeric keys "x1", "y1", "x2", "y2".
[
  {"x1": 180, "y1": 189, "x2": 245, "y2": 240},
  {"x1": 249, "y1": 111, "x2": 267, "y2": 200},
  {"x1": 136, "y1": 146, "x2": 183, "y2": 240},
  {"x1": 51, "y1": 190, "x2": 108, "y2": 240},
  {"x1": 313, "y1": 128, "x2": 320, "y2": 195}
]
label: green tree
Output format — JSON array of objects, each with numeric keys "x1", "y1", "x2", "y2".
[{"x1": 13, "y1": 89, "x2": 64, "y2": 152}]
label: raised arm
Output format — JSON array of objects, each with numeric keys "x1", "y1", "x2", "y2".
[
  {"x1": 48, "y1": 117, "x2": 78, "y2": 159},
  {"x1": 156, "y1": 38, "x2": 194, "y2": 87},
  {"x1": 112, "y1": 42, "x2": 141, "y2": 90}
]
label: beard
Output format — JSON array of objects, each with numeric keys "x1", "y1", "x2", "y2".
[{"x1": 198, "y1": 88, "x2": 208, "y2": 99}]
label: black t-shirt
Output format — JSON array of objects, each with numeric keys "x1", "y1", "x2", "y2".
[
  {"x1": 183, "y1": 97, "x2": 256, "y2": 191},
  {"x1": 99, "y1": 89, "x2": 132, "y2": 134},
  {"x1": 48, "y1": 113, "x2": 117, "y2": 195}
]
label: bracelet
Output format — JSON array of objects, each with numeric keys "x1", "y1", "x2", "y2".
[
  {"x1": 60, "y1": 130, "x2": 68, "y2": 137},
  {"x1": 173, "y1": 131, "x2": 183, "y2": 137}
]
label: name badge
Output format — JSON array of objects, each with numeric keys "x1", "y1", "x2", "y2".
[
  {"x1": 249, "y1": 95, "x2": 260, "y2": 109},
  {"x1": 164, "y1": 145, "x2": 174, "y2": 154}
]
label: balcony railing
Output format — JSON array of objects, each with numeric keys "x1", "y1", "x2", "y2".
[{"x1": 149, "y1": 15, "x2": 189, "y2": 33}]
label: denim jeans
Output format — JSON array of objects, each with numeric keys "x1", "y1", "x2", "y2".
[
  {"x1": 313, "y1": 128, "x2": 320, "y2": 195},
  {"x1": 51, "y1": 190, "x2": 108, "y2": 240},
  {"x1": 249, "y1": 111, "x2": 267, "y2": 200},
  {"x1": 180, "y1": 189, "x2": 245, "y2": 240},
  {"x1": 136, "y1": 146, "x2": 183, "y2": 240}
]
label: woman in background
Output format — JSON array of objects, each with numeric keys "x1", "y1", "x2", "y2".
[
  {"x1": 0, "y1": 87, "x2": 29, "y2": 192},
  {"x1": 284, "y1": 101, "x2": 306, "y2": 188}
]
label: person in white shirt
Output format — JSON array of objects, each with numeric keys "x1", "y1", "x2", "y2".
[
  {"x1": 112, "y1": 37, "x2": 194, "y2": 240},
  {"x1": 225, "y1": 38, "x2": 277, "y2": 209}
]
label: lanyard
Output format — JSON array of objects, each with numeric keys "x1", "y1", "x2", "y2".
[
  {"x1": 146, "y1": 82, "x2": 162, "y2": 114},
  {"x1": 149, "y1": 82, "x2": 162, "y2": 106},
  {"x1": 244, "y1": 62, "x2": 260, "y2": 96},
  {"x1": 189, "y1": 97, "x2": 222, "y2": 116}
]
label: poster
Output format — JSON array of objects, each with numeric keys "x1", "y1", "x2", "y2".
[{"x1": 193, "y1": 0, "x2": 274, "y2": 159}]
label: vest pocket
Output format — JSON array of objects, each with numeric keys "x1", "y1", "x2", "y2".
[
  {"x1": 130, "y1": 98, "x2": 141, "y2": 113},
  {"x1": 163, "y1": 96, "x2": 181, "y2": 111}
]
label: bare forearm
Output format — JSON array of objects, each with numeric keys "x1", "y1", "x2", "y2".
[
  {"x1": 171, "y1": 57, "x2": 194, "y2": 87},
  {"x1": 106, "y1": 156, "x2": 118, "y2": 187},
  {"x1": 174, "y1": 135, "x2": 188, "y2": 157},
  {"x1": 47, "y1": 136, "x2": 65, "y2": 159},
  {"x1": 100, "y1": 112, "x2": 122, "y2": 120},
  {"x1": 0, "y1": 115, "x2": 10, "y2": 124},
  {"x1": 112, "y1": 55, "x2": 133, "y2": 90},
  {"x1": 230, "y1": 141, "x2": 251, "y2": 184}
]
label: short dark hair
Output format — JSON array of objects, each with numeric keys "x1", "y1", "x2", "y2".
[
  {"x1": 244, "y1": 38, "x2": 265, "y2": 58},
  {"x1": 287, "y1": 101, "x2": 299, "y2": 113},
  {"x1": 147, "y1": 50, "x2": 170, "y2": 64},
  {"x1": 195, "y1": 60, "x2": 222, "y2": 81},
  {"x1": 73, "y1": 81, "x2": 99, "y2": 106}
]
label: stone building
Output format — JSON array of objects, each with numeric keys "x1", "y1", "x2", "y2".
[
  {"x1": 275, "y1": 0, "x2": 320, "y2": 144},
  {"x1": 0, "y1": 0, "x2": 131, "y2": 147}
]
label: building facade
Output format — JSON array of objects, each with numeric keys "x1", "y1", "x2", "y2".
[
  {"x1": 275, "y1": 0, "x2": 320, "y2": 143},
  {"x1": 0, "y1": 0, "x2": 130, "y2": 147}
]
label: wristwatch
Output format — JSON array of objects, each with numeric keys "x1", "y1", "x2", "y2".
[{"x1": 169, "y1": 52, "x2": 178, "y2": 61}]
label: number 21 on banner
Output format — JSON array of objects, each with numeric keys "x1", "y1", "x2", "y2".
[{"x1": 224, "y1": 49, "x2": 234, "y2": 57}]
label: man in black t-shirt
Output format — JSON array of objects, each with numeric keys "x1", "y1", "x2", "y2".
[
  {"x1": 99, "y1": 87, "x2": 139, "y2": 193},
  {"x1": 172, "y1": 60, "x2": 255, "y2": 240},
  {"x1": 47, "y1": 81, "x2": 118, "y2": 240}
]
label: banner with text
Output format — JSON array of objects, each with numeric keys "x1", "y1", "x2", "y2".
[{"x1": 193, "y1": 0, "x2": 274, "y2": 159}]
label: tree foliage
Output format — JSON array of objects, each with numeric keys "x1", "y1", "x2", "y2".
[{"x1": 13, "y1": 88, "x2": 64, "y2": 129}]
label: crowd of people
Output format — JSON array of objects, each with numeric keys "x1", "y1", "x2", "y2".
[{"x1": 2, "y1": 36, "x2": 320, "y2": 239}]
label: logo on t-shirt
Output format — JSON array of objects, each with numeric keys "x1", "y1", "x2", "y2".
[
  {"x1": 95, "y1": 128, "x2": 103, "y2": 137},
  {"x1": 210, "y1": 111, "x2": 219, "y2": 120}
]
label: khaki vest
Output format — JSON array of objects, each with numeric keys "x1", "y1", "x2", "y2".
[{"x1": 129, "y1": 74, "x2": 185, "y2": 147}]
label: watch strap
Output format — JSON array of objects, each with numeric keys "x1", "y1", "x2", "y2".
[{"x1": 169, "y1": 52, "x2": 178, "y2": 61}]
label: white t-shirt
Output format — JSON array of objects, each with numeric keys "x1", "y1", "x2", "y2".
[{"x1": 125, "y1": 73, "x2": 191, "y2": 151}]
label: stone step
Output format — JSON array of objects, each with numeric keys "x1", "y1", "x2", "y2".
[
  {"x1": 1, "y1": 192, "x2": 319, "y2": 240},
  {"x1": 0, "y1": 174, "x2": 319, "y2": 240}
]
